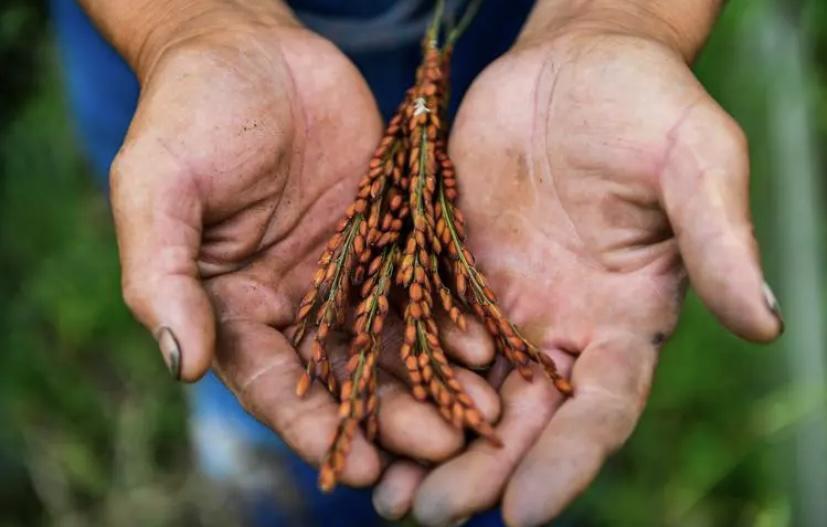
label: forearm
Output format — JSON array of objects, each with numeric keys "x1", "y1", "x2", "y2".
[
  {"x1": 519, "y1": 0, "x2": 725, "y2": 62},
  {"x1": 77, "y1": 0, "x2": 297, "y2": 79}
]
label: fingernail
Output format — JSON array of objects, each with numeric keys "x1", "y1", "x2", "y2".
[
  {"x1": 156, "y1": 326, "x2": 182, "y2": 380},
  {"x1": 452, "y1": 517, "x2": 470, "y2": 527},
  {"x1": 762, "y1": 282, "x2": 785, "y2": 335},
  {"x1": 371, "y1": 491, "x2": 400, "y2": 521}
]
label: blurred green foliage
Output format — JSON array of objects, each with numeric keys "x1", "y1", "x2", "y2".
[
  {"x1": 0, "y1": 1, "x2": 825, "y2": 526},
  {"x1": 0, "y1": 2, "x2": 239, "y2": 526},
  {"x1": 568, "y1": 3, "x2": 827, "y2": 526}
]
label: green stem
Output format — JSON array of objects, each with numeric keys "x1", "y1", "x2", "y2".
[
  {"x1": 427, "y1": 0, "x2": 446, "y2": 44},
  {"x1": 295, "y1": 215, "x2": 361, "y2": 350},
  {"x1": 438, "y1": 185, "x2": 543, "y2": 360},
  {"x1": 350, "y1": 352, "x2": 366, "y2": 410},
  {"x1": 305, "y1": 215, "x2": 362, "y2": 373},
  {"x1": 415, "y1": 320, "x2": 451, "y2": 386},
  {"x1": 446, "y1": 0, "x2": 483, "y2": 46},
  {"x1": 415, "y1": 125, "x2": 428, "y2": 215},
  {"x1": 363, "y1": 246, "x2": 396, "y2": 332},
  {"x1": 347, "y1": 245, "x2": 397, "y2": 412},
  {"x1": 324, "y1": 215, "x2": 362, "y2": 307},
  {"x1": 438, "y1": 182, "x2": 487, "y2": 304}
]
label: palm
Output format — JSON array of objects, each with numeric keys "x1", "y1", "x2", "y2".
[
  {"x1": 452, "y1": 33, "x2": 699, "y2": 374},
  {"x1": 401, "y1": 33, "x2": 780, "y2": 526},
  {"x1": 172, "y1": 32, "x2": 383, "y2": 324},
  {"x1": 186, "y1": 30, "x2": 385, "y2": 471},
  {"x1": 114, "y1": 27, "x2": 497, "y2": 486}
]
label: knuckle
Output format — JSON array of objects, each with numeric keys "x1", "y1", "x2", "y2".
[
  {"x1": 712, "y1": 113, "x2": 750, "y2": 176},
  {"x1": 108, "y1": 148, "x2": 129, "y2": 191},
  {"x1": 120, "y1": 276, "x2": 150, "y2": 320},
  {"x1": 683, "y1": 110, "x2": 750, "y2": 188},
  {"x1": 720, "y1": 118, "x2": 749, "y2": 159},
  {"x1": 109, "y1": 143, "x2": 160, "y2": 198},
  {"x1": 120, "y1": 281, "x2": 140, "y2": 313}
]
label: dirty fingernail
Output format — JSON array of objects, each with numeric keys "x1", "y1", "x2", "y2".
[
  {"x1": 762, "y1": 282, "x2": 785, "y2": 335},
  {"x1": 156, "y1": 326, "x2": 182, "y2": 379},
  {"x1": 453, "y1": 517, "x2": 470, "y2": 527}
]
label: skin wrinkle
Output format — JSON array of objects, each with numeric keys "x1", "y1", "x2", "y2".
[
  {"x1": 144, "y1": 236, "x2": 201, "y2": 282},
  {"x1": 655, "y1": 93, "x2": 704, "y2": 191},
  {"x1": 250, "y1": 38, "x2": 376, "y2": 264},
  {"x1": 206, "y1": 120, "x2": 270, "y2": 182},
  {"x1": 575, "y1": 370, "x2": 647, "y2": 410},
  {"x1": 599, "y1": 223, "x2": 666, "y2": 256},
  {"x1": 140, "y1": 49, "x2": 295, "y2": 274},
  {"x1": 200, "y1": 46, "x2": 362, "y2": 286},
  {"x1": 235, "y1": 355, "x2": 335, "y2": 446},
  {"x1": 182, "y1": 35, "x2": 320, "y2": 266},
  {"x1": 202, "y1": 192, "x2": 277, "y2": 241},
  {"x1": 218, "y1": 174, "x2": 351, "y2": 282},
  {"x1": 533, "y1": 49, "x2": 667, "y2": 276},
  {"x1": 154, "y1": 134, "x2": 200, "y2": 191},
  {"x1": 600, "y1": 177, "x2": 663, "y2": 224},
  {"x1": 237, "y1": 354, "x2": 287, "y2": 392},
  {"x1": 584, "y1": 326, "x2": 659, "y2": 358},
  {"x1": 210, "y1": 279, "x2": 286, "y2": 326},
  {"x1": 132, "y1": 1, "x2": 297, "y2": 82},
  {"x1": 518, "y1": 48, "x2": 693, "y2": 281},
  {"x1": 254, "y1": 36, "x2": 297, "y2": 249},
  {"x1": 168, "y1": 54, "x2": 275, "y2": 199},
  {"x1": 535, "y1": 54, "x2": 588, "y2": 251},
  {"x1": 201, "y1": 142, "x2": 281, "y2": 207},
  {"x1": 139, "y1": 31, "x2": 206, "y2": 85},
  {"x1": 524, "y1": 54, "x2": 548, "y2": 202},
  {"x1": 549, "y1": 128, "x2": 646, "y2": 269},
  {"x1": 638, "y1": 242, "x2": 685, "y2": 304}
]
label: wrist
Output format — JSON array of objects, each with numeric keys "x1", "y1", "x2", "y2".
[
  {"x1": 517, "y1": 0, "x2": 724, "y2": 63},
  {"x1": 78, "y1": 0, "x2": 298, "y2": 81}
]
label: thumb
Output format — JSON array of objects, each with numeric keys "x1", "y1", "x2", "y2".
[
  {"x1": 111, "y1": 141, "x2": 215, "y2": 381},
  {"x1": 660, "y1": 100, "x2": 783, "y2": 342}
]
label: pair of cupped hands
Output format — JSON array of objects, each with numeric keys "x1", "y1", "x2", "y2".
[{"x1": 111, "y1": 4, "x2": 782, "y2": 526}]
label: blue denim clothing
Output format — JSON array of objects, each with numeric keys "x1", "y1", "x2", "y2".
[{"x1": 52, "y1": 1, "x2": 533, "y2": 525}]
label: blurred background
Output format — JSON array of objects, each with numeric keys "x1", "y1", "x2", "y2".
[{"x1": 1, "y1": 1, "x2": 825, "y2": 526}]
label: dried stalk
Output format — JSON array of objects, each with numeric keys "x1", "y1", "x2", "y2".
[{"x1": 291, "y1": 0, "x2": 572, "y2": 492}]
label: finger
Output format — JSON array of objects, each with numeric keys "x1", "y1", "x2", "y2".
[
  {"x1": 453, "y1": 367, "x2": 502, "y2": 423},
  {"x1": 111, "y1": 145, "x2": 214, "y2": 381},
  {"x1": 413, "y1": 358, "x2": 570, "y2": 527},
  {"x1": 373, "y1": 460, "x2": 427, "y2": 521},
  {"x1": 502, "y1": 333, "x2": 656, "y2": 527},
  {"x1": 376, "y1": 368, "x2": 501, "y2": 462},
  {"x1": 366, "y1": 314, "x2": 500, "y2": 414},
  {"x1": 297, "y1": 328, "x2": 502, "y2": 462},
  {"x1": 214, "y1": 319, "x2": 381, "y2": 487},
  {"x1": 439, "y1": 314, "x2": 496, "y2": 369},
  {"x1": 486, "y1": 354, "x2": 512, "y2": 390},
  {"x1": 371, "y1": 312, "x2": 493, "y2": 380},
  {"x1": 659, "y1": 100, "x2": 782, "y2": 342}
]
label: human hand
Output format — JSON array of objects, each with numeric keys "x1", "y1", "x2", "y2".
[
  {"x1": 372, "y1": 4, "x2": 783, "y2": 524},
  {"x1": 106, "y1": 1, "x2": 499, "y2": 487}
]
